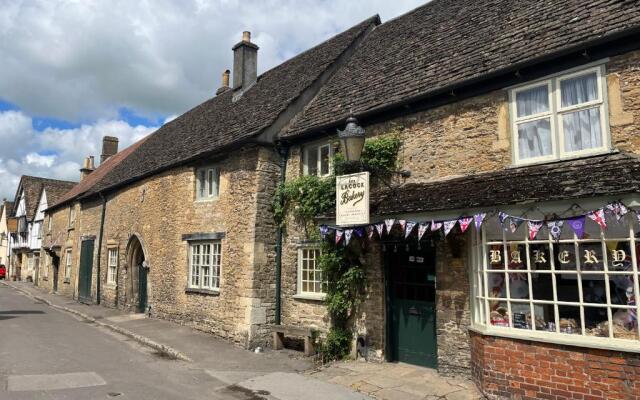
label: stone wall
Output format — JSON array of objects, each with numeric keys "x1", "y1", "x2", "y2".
[
  {"x1": 41, "y1": 203, "x2": 80, "y2": 299},
  {"x1": 471, "y1": 332, "x2": 640, "y2": 400}
]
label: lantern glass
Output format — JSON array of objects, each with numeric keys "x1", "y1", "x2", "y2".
[{"x1": 340, "y1": 136, "x2": 365, "y2": 162}]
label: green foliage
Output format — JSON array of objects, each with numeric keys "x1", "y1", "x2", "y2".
[
  {"x1": 361, "y1": 135, "x2": 401, "y2": 172},
  {"x1": 321, "y1": 326, "x2": 353, "y2": 361}
]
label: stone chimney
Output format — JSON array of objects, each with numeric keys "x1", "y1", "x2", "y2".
[
  {"x1": 216, "y1": 70, "x2": 231, "y2": 95},
  {"x1": 100, "y1": 136, "x2": 119, "y2": 164},
  {"x1": 232, "y1": 31, "x2": 258, "y2": 91},
  {"x1": 80, "y1": 156, "x2": 95, "y2": 181}
]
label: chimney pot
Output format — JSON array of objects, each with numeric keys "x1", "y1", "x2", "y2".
[
  {"x1": 80, "y1": 156, "x2": 96, "y2": 181},
  {"x1": 216, "y1": 70, "x2": 231, "y2": 96},
  {"x1": 232, "y1": 31, "x2": 259, "y2": 92},
  {"x1": 101, "y1": 136, "x2": 119, "y2": 164}
]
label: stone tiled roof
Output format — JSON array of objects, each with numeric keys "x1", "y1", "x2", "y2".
[
  {"x1": 0, "y1": 201, "x2": 12, "y2": 218},
  {"x1": 284, "y1": 0, "x2": 640, "y2": 137},
  {"x1": 13, "y1": 176, "x2": 77, "y2": 220},
  {"x1": 87, "y1": 16, "x2": 379, "y2": 195},
  {"x1": 49, "y1": 136, "x2": 149, "y2": 210},
  {"x1": 370, "y1": 153, "x2": 640, "y2": 216}
]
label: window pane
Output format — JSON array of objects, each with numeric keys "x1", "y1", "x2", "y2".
[
  {"x1": 516, "y1": 85, "x2": 549, "y2": 117},
  {"x1": 488, "y1": 273, "x2": 506, "y2": 298},
  {"x1": 562, "y1": 107, "x2": 602, "y2": 152},
  {"x1": 198, "y1": 170, "x2": 206, "y2": 198},
  {"x1": 320, "y1": 145, "x2": 330, "y2": 176},
  {"x1": 489, "y1": 301, "x2": 509, "y2": 327},
  {"x1": 582, "y1": 274, "x2": 607, "y2": 304},
  {"x1": 561, "y1": 72, "x2": 598, "y2": 107},
  {"x1": 207, "y1": 170, "x2": 214, "y2": 196},
  {"x1": 584, "y1": 306, "x2": 608, "y2": 337},
  {"x1": 534, "y1": 303, "x2": 556, "y2": 332},
  {"x1": 558, "y1": 305, "x2": 581, "y2": 334},
  {"x1": 306, "y1": 147, "x2": 318, "y2": 176},
  {"x1": 510, "y1": 303, "x2": 531, "y2": 330},
  {"x1": 509, "y1": 273, "x2": 529, "y2": 299},
  {"x1": 611, "y1": 307, "x2": 639, "y2": 340},
  {"x1": 517, "y1": 118, "x2": 552, "y2": 159}
]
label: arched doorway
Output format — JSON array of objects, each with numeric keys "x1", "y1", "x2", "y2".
[{"x1": 126, "y1": 235, "x2": 148, "y2": 313}]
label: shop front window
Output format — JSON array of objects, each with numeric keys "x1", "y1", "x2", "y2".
[{"x1": 473, "y1": 216, "x2": 640, "y2": 345}]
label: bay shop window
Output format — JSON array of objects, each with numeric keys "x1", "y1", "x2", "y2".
[{"x1": 472, "y1": 215, "x2": 640, "y2": 348}]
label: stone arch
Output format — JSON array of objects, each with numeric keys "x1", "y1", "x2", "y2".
[{"x1": 125, "y1": 233, "x2": 149, "y2": 313}]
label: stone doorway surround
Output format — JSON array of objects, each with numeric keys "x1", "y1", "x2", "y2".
[{"x1": 307, "y1": 361, "x2": 483, "y2": 400}]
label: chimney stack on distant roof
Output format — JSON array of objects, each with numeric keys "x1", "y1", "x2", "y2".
[
  {"x1": 232, "y1": 31, "x2": 258, "y2": 92},
  {"x1": 80, "y1": 156, "x2": 95, "y2": 181},
  {"x1": 101, "y1": 136, "x2": 119, "y2": 164},
  {"x1": 216, "y1": 69, "x2": 231, "y2": 95}
]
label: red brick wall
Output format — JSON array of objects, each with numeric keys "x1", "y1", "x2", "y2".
[{"x1": 471, "y1": 331, "x2": 640, "y2": 400}]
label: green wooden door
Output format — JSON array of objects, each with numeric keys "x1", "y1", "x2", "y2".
[
  {"x1": 78, "y1": 240, "x2": 94, "y2": 303},
  {"x1": 138, "y1": 264, "x2": 147, "y2": 313},
  {"x1": 388, "y1": 246, "x2": 437, "y2": 368}
]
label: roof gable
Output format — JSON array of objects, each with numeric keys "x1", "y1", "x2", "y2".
[
  {"x1": 12, "y1": 176, "x2": 76, "y2": 220},
  {"x1": 284, "y1": 0, "x2": 640, "y2": 136}
]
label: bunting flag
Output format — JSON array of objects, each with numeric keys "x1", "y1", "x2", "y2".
[
  {"x1": 443, "y1": 220, "x2": 457, "y2": 236},
  {"x1": 459, "y1": 217, "x2": 473, "y2": 233},
  {"x1": 335, "y1": 229, "x2": 344, "y2": 244},
  {"x1": 588, "y1": 209, "x2": 607, "y2": 230},
  {"x1": 606, "y1": 201, "x2": 629, "y2": 222},
  {"x1": 547, "y1": 221, "x2": 564, "y2": 241},
  {"x1": 385, "y1": 219, "x2": 396, "y2": 234},
  {"x1": 567, "y1": 215, "x2": 586, "y2": 239},
  {"x1": 344, "y1": 229, "x2": 353, "y2": 245},
  {"x1": 366, "y1": 225, "x2": 374, "y2": 239},
  {"x1": 527, "y1": 220, "x2": 544, "y2": 240},
  {"x1": 636, "y1": 212, "x2": 640, "y2": 227},
  {"x1": 498, "y1": 212, "x2": 509, "y2": 225},
  {"x1": 474, "y1": 213, "x2": 486, "y2": 231},
  {"x1": 375, "y1": 223, "x2": 385, "y2": 238},
  {"x1": 431, "y1": 221, "x2": 443, "y2": 231},
  {"x1": 418, "y1": 222, "x2": 429, "y2": 240},
  {"x1": 405, "y1": 221, "x2": 417, "y2": 238},
  {"x1": 354, "y1": 227, "x2": 365, "y2": 238},
  {"x1": 398, "y1": 220, "x2": 407, "y2": 232},
  {"x1": 319, "y1": 225, "x2": 329, "y2": 238},
  {"x1": 508, "y1": 218, "x2": 524, "y2": 233}
]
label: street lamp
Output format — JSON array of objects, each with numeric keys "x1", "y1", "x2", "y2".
[{"x1": 337, "y1": 116, "x2": 366, "y2": 162}]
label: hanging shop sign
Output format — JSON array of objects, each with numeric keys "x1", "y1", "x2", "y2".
[{"x1": 336, "y1": 171, "x2": 370, "y2": 226}]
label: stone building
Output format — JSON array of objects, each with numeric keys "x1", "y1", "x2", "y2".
[
  {"x1": 7, "y1": 176, "x2": 75, "y2": 282},
  {"x1": 275, "y1": 1, "x2": 640, "y2": 399},
  {"x1": 0, "y1": 200, "x2": 14, "y2": 268}
]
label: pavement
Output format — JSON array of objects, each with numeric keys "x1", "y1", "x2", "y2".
[{"x1": 1, "y1": 281, "x2": 484, "y2": 400}]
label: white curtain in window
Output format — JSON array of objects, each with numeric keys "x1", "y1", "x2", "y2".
[
  {"x1": 516, "y1": 85, "x2": 548, "y2": 117},
  {"x1": 517, "y1": 119, "x2": 552, "y2": 159},
  {"x1": 561, "y1": 73, "x2": 598, "y2": 107},
  {"x1": 563, "y1": 108, "x2": 602, "y2": 152}
]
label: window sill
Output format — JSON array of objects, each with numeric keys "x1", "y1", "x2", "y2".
[
  {"x1": 104, "y1": 283, "x2": 117, "y2": 289},
  {"x1": 510, "y1": 149, "x2": 617, "y2": 169},
  {"x1": 185, "y1": 287, "x2": 220, "y2": 296},
  {"x1": 293, "y1": 293, "x2": 326, "y2": 302},
  {"x1": 194, "y1": 197, "x2": 219, "y2": 204},
  {"x1": 469, "y1": 324, "x2": 640, "y2": 353}
]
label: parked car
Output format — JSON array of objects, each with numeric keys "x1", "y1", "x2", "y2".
[{"x1": 0, "y1": 264, "x2": 6, "y2": 280}]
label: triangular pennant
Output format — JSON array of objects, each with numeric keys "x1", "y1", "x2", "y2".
[
  {"x1": 319, "y1": 225, "x2": 329, "y2": 238},
  {"x1": 375, "y1": 223, "x2": 384, "y2": 238},
  {"x1": 404, "y1": 221, "x2": 417, "y2": 238},
  {"x1": 335, "y1": 229, "x2": 344, "y2": 244},
  {"x1": 354, "y1": 227, "x2": 365, "y2": 238},
  {"x1": 431, "y1": 221, "x2": 443, "y2": 231},
  {"x1": 443, "y1": 220, "x2": 457, "y2": 236},
  {"x1": 344, "y1": 229, "x2": 353, "y2": 245},
  {"x1": 458, "y1": 217, "x2": 473, "y2": 233},
  {"x1": 636, "y1": 212, "x2": 640, "y2": 227},
  {"x1": 527, "y1": 220, "x2": 543, "y2": 240},
  {"x1": 588, "y1": 209, "x2": 607, "y2": 230},
  {"x1": 418, "y1": 222, "x2": 429, "y2": 240},
  {"x1": 547, "y1": 221, "x2": 564, "y2": 241},
  {"x1": 398, "y1": 220, "x2": 407, "y2": 231},
  {"x1": 367, "y1": 225, "x2": 375, "y2": 239},
  {"x1": 567, "y1": 215, "x2": 586, "y2": 239},
  {"x1": 474, "y1": 213, "x2": 486, "y2": 232},
  {"x1": 606, "y1": 201, "x2": 629, "y2": 222},
  {"x1": 509, "y1": 217, "x2": 524, "y2": 233},
  {"x1": 498, "y1": 212, "x2": 509, "y2": 224},
  {"x1": 385, "y1": 219, "x2": 395, "y2": 234}
]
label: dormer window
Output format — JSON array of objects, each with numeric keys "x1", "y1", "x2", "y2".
[
  {"x1": 303, "y1": 142, "x2": 334, "y2": 177},
  {"x1": 196, "y1": 167, "x2": 220, "y2": 200},
  {"x1": 509, "y1": 65, "x2": 609, "y2": 165}
]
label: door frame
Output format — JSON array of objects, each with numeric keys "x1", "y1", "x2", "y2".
[
  {"x1": 77, "y1": 239, "x2": 95, "y2": 304},
  {"x1": 384, "y1": 240, "x2": 438, "y2": 367},
  {"x1": 52, "y1": 255, "x2": 59, "y2": 293}
]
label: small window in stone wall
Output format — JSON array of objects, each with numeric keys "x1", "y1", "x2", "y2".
[
  {"x1": 64, "y1": 249, "x2": 72, "y2": 280},
  {"x1": 195, "y1": 167, "x2": 220, "y2": 200},
  {"x1": 297, "y1": 247, "x2": 326, "y2": 296},
  {"x1": 107, "y1": 248, "x2": 118, "y2": 285},
  {"x1": 303, "y1": 143, "x2": 334, "y2": 177},
  {"x1": 189, "y1": 241, "x2": 221, "y2": 290}
]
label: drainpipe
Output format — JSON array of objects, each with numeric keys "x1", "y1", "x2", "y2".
[
  {"x1": 96, "y1": 192, "x2": 107, "y2": 305},
  {"x1": 274, "y1": 143, "x2": 289, "y2": 325}
]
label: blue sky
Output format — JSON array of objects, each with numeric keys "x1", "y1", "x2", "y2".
[{"x1": 0, "y1": 0, "x2": 427, "y2": 199}]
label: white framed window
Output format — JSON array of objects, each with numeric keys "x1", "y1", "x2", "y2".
[
  {"x1": 47, "y1": 215, "x2": 52, "y2": 232},
  {"x1": 188, "y1": 241, "x2": 221, "y2": 290},
  {"x1": 303, "y1": 143, "x2": 334, "y2": 177},
  {"x1": 68, "y1": 206, "x2": 76, "y2": 228},
  {"x1": 297, "y1": 247, "x2": 326, "y2": 297},
  {"x1": 107, "y1": 248, "x2": 118, "y2": 285},
  {"x1": 36, "y1": 222, "x2": 43, "y2": 239},
  {"x1": 64, "y1": 249, "x2": 72, "y2": 280},
  {"x1": 27, "y1": 254, "x2": 34, "y2": 271},
  {"x1": 471, "y1": 215, "x2": 640, "y2": 349},
  {"x1": 196, "y1": 167, "x2": 220, "y2": 200},
  {"x1": 509, "y1": 66, "x2": 609, "y2": 165}
]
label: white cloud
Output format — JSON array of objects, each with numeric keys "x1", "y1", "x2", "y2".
[
  {"x1": 0, "y1": 0, "x2": 426, "y2": 121},
  {"x1": 0, "y1": 110, "x2": 156, "y2": 199}
]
